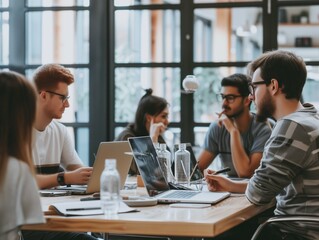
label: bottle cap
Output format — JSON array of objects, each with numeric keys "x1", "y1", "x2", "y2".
[{"x1": 105, "y1": 158, "x2": 116, "y2": 168}]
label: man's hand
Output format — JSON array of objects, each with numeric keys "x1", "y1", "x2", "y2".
[
  {"x1": 64, "y1": 167, "x2": 93, "y2": 185},
  {"x1": 204, "y1": 169, "x2": 233, "y2": 192},
  {"x1": 204, "y1": 168, "x2": 247, "y2": 193},
  {"x1": 217, "y1": 111, "x2": 237, "y2": 133}
]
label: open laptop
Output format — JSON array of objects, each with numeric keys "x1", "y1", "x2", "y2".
[
  {"x1": 54, "y1": 141, "x2": 132, "y2": 195},
  {"x1": 128, "y1": 136, "x2": 230, "y2": 204}
]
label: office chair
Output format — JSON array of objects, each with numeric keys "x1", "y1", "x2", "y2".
[{"x1": 251, "y1": 215, "x2": 319, "y2": 240}]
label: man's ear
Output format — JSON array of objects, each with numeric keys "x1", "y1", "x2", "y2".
[
  {"x1": 270, "y1": 79, "x2": 279, "y2": 95},
  {"x1": 38, "y1": 91, "x2": 47, "y2": 101},
  {"x1": 244, "y1": 96, "x2": 251, "y2": 107}
]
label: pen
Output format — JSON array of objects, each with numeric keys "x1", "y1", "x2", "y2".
[
  {"x1": 80, "y1": 197, "x2": 100, "y2": 201},
  {"x1": 213, "y1": 167, "x2": 231, "y2": 175},
  {"x1": 180, "y1": 161, "x2": 188, "y2": 179},
  {"x1": 66, "y1": 207, "x2": 101, "y2": 211},
  {"x1": 189, "y1": 162, "x2": 199, "y2": 181}
]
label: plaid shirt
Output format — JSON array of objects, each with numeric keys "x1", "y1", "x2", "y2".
[{"x1": 246, "y1": 103, "x2": 319, "y2": 239}]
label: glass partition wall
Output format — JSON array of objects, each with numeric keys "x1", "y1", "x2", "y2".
[
  {"x1": 111, "y1": 1, "x2": 265, "y2": 151},
  {"x1": 111, "y1": 0, "x2": 319, "y2": 152}
]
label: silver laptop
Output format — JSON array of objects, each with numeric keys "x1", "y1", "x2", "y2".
[
  {"x1": 128, "y1": 136, "x2": 230, "y2": 204},
  {"x1": 56, "y1": 141, "x2": 132, "y2": 195}
]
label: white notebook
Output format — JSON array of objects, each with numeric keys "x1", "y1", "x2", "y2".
[{"x1": 49, "y1": 200, "x2": 138, "y2": 216}]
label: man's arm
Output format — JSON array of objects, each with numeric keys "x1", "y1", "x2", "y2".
[
  {"x1": 197, "y1": 150, "x2": 216, "y2": 172},
  {"x1": 66, "y1": 164, "x2": 83, "y2": 171},
  {"x1": 219, "y1": 115, "x2": 262, "y2": 178},
  {"x1": 36, "y1": 173, "x2": 60, "y2": 190},
  {"x1": 229, "y1": 129, "x2": 262, "y2": 177},
  {"x1": 36, "y1": 166, "x2": 93, "y2": 189}
]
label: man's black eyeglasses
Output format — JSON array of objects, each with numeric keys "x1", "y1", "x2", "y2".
[
  {"x1": 249, "y1": 80, "x2": 267, "y2": 96},
  {"x1": 217, "y1": 94, "x2": 243, "y2": 103},
  {"x1": 45, "y1": 90, "x2": 70, "y2": 104}
]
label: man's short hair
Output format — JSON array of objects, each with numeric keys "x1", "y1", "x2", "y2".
[
  {"x1": 221, "y1": 73, "x2": 251, "y2": 97},
  {"x1": 247, "y1": 50, "x2": 307, "y2": 100},
  {"x1": 33, "y1": 64, "x2": 74, "y2": 91}
]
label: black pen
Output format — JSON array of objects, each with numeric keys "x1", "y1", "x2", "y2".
[
  {"x1": 189, "y1": 162, "x2": 199, "y2": 180},
  {"x1": 66, "y1": 207, "x2": 101, "y2": 211},
  {"x1": 80, "y1": 197, "x2": 100, "y2": 201},
  {"x1": 213, "y1": 167, "x2": 231, "y2": 175}
]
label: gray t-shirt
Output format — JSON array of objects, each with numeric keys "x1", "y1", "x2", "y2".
[{"x1": 203, "y1": 113, "x2": 272, "y2": 177}]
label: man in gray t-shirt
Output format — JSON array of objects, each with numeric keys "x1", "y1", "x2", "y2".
[{"x1": 198, "y1": 73, "x2": 272, "y2": 178}]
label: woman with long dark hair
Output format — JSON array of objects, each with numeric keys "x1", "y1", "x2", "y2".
[{"x1": 115, "y1": 89, "x2": 170, "y2": 175}]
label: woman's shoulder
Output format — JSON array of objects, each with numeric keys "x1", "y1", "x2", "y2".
[
  {"x1": 7, "y1": 157, "x2": 29, "y2": 171},
  {"x1": 115, "y1": 124, "x2": 136, "y2": 141}
]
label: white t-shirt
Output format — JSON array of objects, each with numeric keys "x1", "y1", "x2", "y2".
[
  {"x1": 0, "y1": 157, "x2": 45, "y2": 239},
  {"x1": 32, "y1": 120, "x2": 82, "y2": 171}
]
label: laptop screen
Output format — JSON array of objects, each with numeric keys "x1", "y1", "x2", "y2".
[{"x1": 128, "y1": 136, "x2": 170, "y2": 196}]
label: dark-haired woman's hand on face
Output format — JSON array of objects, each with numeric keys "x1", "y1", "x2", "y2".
[{"x1": 149, "y1": 118, "x2": 166, "y2": 142}]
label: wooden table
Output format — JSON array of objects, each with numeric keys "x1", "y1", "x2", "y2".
[{"x1": 22, "y1": 190, "x2": 274, "y2": 238}]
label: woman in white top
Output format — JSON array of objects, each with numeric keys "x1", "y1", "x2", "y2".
[{"x1": 0, "y1": 71, "x2": 44, "y2": 240}]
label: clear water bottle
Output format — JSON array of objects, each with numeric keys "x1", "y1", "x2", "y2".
[
  {"x1": 154, "y1": 142, "x2": 160, "y2": 155},
  {"x1": 100, "y1": 158, "x2": 120, "y2": 217},
  {"x1": 157, "y1": 143, "x2": 172, "y2": 182},
  {"x1": 174, "y1": 143, "x2": 190, "y2": 186}
]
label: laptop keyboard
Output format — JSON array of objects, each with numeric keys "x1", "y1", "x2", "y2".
[{"x1": 164, "y1": 190, "x2": 199, "y2": 199}]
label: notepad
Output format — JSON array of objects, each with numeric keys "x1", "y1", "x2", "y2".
[{"x1": 49, "y1": 200, "x2": 138, "y2": 216}]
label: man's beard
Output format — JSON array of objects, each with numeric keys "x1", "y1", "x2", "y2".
[
  {"x1": 256, "y1": 91, "x2": 275, "y2": 122},
  {"x1": 223, "y1": 105, "x2": 245, "y2": 119}
]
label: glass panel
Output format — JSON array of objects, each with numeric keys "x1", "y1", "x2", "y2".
[
  {"x1": 0, "y1": 0, "x2": 8, "y2": 8},
  {"x1": 303, "y1": 66, "x2": 319, "y2": 109},
  {"x1": 0, "y1": 12, "x2": 8, "y2": 64},
  {"x1": 114, "y1": 67, "x2": 180, "y2": 123},
  {"x1": 115, "y1": 127, "x2": 125, "y2": 140},
  {"x1": 194, "y1": 7, "x2": 262, "y2": 62},
  {"x1": 165, "y1": 127, "x2": 180, "y2": 153},
  {"x1": 115, "y1": 10, "x2": 180, "y2": 63},
  {"x1": 115, "y1": 0, "x2": 179, "y2": 6},
  {"x1": 26, "y1": 68, "x2": 89, "y2": 123},
  {"x1": 278, "y1": 6, "x2": 319, "y2": 61},
  {"x1": 278, "y1": 0, "x2": 317, "y2": 1},
  {"x1": 73, "y1": 68, "x2": 89, "y2": 122},
  {"x1": 193, "y1": 67, "x2": 247, "y2": 123},
  {"x1": 26, "y1": 10, "x2": 89, "y2": 64},
  {"x1": 194, "y1": 126, "x2": 208, "y2": 148},
  {"x1": 27, "y1": 0, "x2": 90, "y2": 7},
  {"x1": 194, "y1": 126, "x2": 222, "y2": 169},
  {"x1": 195, "y1": 0, "x2": 260, "y2": 2},
  {"x1": 65, "y1": 127, "x2": 89, "y2": 166},
  {"x1": 76, "y1": 128, "x2": 89, "y2": 166}
]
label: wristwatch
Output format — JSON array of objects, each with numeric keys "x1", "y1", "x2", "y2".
[{"x1": 57, "y1": 172, "x2": 66, "y2": 186}]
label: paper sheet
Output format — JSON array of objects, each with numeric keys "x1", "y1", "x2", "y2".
[{"x1": 49, "y1": 200, "x2": 138, "y2": 216}]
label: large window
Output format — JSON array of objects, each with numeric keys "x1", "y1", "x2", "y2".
[
  {"x1": 0, "y1": 1, "x2": 8, "y2": 66},
  {"x1": 9, "y1": 0, "x2": 92, "y2": 165},
  {"x1": 111, "y1": 1, "x2": 265, "y2": 151},
  {"x1": 110, "y1": 0, "x2": 319, "y2": 153},
  {"x1": 5, "y1": 0, "x2": 319, "y2": 166}
]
